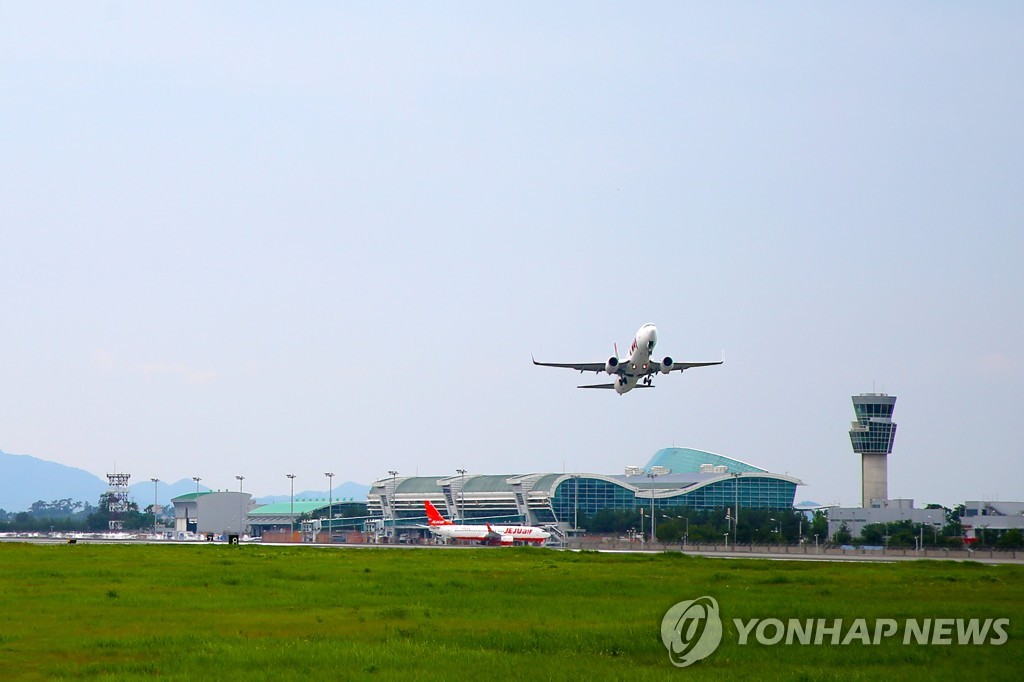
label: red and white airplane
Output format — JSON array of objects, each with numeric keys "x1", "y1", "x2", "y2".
[
  {"x1": 424, "y1": 501, "x2": 551, "y2": 545},
  {"x1": 533, "y1": 323, "x2": 723, "y2": 394}
]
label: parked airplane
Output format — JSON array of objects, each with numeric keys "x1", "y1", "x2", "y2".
[
  {"x1": 424, "y1": 501, "x2": 551, "y2": 545},
  {"x1": 532, "y1": 323, "x2": 723, "y2": 394}
]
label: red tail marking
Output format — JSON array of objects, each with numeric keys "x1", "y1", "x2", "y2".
[{"x1": 424, "y1": 500, "x2": 452, "y2": 526}]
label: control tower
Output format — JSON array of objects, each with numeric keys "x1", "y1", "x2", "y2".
[{"x1": 848, "y1": 393, "x2": 897, "y2": 508}]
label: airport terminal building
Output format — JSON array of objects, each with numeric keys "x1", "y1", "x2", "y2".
[{"x1": 367, "y1": 447, "x2": 802, "y2": 537}]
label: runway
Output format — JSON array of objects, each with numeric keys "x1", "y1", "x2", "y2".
[{"x1": 3, "y1": 534, "x2": 1022, "y2": 564}]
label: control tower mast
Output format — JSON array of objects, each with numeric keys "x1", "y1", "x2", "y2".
[{"x1": 848, "y1": 393, "x2": 897, "y2": 508}]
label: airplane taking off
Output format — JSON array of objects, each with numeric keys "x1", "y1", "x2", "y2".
[
  {"x1": 424, "y1": 501, "x2": 551, "y2": 545},
  {"x1": 532, "y1": 323, "x2": 723, "y2": 394}
]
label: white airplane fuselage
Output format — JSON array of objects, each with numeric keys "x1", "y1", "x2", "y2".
[
  {"x1": 612, "y1": 323, "x2": 658, "y2": 394},
  {"x1": 429, "y1": 523, "x2": 550, "y2": 545},
  {"x1": 424, "y1": 500, "x2": 550, "y2": 545}
]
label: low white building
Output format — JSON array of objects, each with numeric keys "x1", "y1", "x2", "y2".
[
  {"x1": 961, "y1": 501, "x2": 1024, "y2": 540},
  {"x1": 172, "y1": 491, "x2": 253, "y2": 536},
  {"x1": 827, "y1": 499, "x2": 945, "y2": 539}
]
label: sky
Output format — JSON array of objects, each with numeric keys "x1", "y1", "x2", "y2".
[{"x1": 1, "y1": 3, "x2": 1021, "y2": 507}]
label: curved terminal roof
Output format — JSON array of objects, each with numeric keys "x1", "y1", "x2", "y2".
[
  {"x1": 368, "y1": 447, "x2": 802, "y2": 501},
  {"x1": 462, "y1": 475, "x2": 516, "y2": 492},
  {"x1": 643, "y1": 447, "x2": 765, "y2": 474},
  {"x1": 394, "y1": 477, "x2": 444, "y2": 494}
]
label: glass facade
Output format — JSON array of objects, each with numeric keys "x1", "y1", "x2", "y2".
[
  {"x1": 550, "y1": 475, "x2": 797, "y2": 523},
  {"x1": 551, "y1": 477, "x2": 638, "y2": 519},
  {"x1": 369, "y1": 450, "x2": 803, "y2": 528},
  {"x1": 849, "y1": 394, "x2": 898, "y2": 455}
]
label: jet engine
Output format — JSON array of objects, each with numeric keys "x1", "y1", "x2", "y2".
[
  {"x1": 659, "y1": 357, "x2": 674, "y2": 374},
  {"x1": 605, "y1": 357, "x2": 620, "y2": 375}
]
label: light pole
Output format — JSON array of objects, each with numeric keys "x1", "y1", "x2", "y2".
[
  {"x1": 191, "y1": 477, "x2": 201, "y2": 533},
  {"x1": 456, "y1": 469, "x2": 466, "y2": 522},
  {"x1": 325, "y1": 472, "x2": 335, "y2": 535},
  {"x1": 571, "y1": 474, "x2": 581, "y2": 531},
  {"x1": 286, "y1": 474, "x2": 296, "y2": 537},
  {"x1": 236, "y1": 475, "x2": 245, "y2": 536},
  {"x1": 388, "y1": 470, "x2": 398, "y2": 539},
  {"x1": 639, "y1": 507, "x2": 645, "y2": 544},
  {"x1": 770, "y1": 517, "x2": 782, "y2": 544},
  {"x1": 731, "y1": 472, "x2": 741, "y2": 546},
  {"x1": 647, "y1": 472, "x2": 659, "y2": 543},
  {"x1": 150, "y1": 478, "x2": 159, "y2": 535}
]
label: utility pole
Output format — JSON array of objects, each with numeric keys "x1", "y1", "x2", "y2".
[
  {"x1": 325, "y1": 472, "x2": 335, "y2": 537},
  {"x1": 647, "y1": 471, "x2": 659, "y2": 543},
  {"x1": 236, "y1": 475, "x2": 245, "y2": 537},
  {"x1": 571, "y1": 474, "x2": 581, "y2": 531},
  {"x1": 149, "y1": 478, "x2": 159, "y2": 535},
  {"x1": 456, "y1": 469, "x2": 466, "y2": 522},
  {"x1": 287, "y1": 474, "x2": 296, "y2": 537},
  {"x1": 731, "y1": 472, "x2": 741, "y2": 546},
  {"x1": 388, "y1": 470, "x2": 398, "y2": 540}
]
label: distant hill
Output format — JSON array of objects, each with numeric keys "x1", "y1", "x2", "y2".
[
  {"x1": 0, "y1": 449, "x2": 108, "y2": 513},
  {"x1": 0, "y1": 448, "x2": 367, "y2": 512}
]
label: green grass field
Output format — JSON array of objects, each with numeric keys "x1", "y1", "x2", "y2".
[{"x1": 0, "y1": 543, "x2": 1020, "y2": 680}]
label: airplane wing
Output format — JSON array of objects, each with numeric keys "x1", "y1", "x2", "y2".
[
  {"x1": 647, "y1": 359, "x2": 724, "y2": 375},
  {"x1": 532, "y1": 357, "x2": 606, "y2": 373},
  {"x1": 578, "y1": 383, "x2": 653, "y2": 389}
]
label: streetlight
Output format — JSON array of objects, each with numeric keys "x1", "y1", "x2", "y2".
[
  {"x1": 236, "y1": 476, "x2": 245, "y2": 537},
  {"x1": 191, "y1": 477, "x2": 201, "y2": 533},
  {"x1": 456, "y1": 469, "x2": 466, "y2": 522},
  {"x1": 388, "y1": 471, "x2": 398, "y2": 538},
  {"x1": 570, "y1": 474, "x2": 581, "y2": 531},
  {"x1": 286, "y1": 474, "x2": 296, "y2": 536},
  {"x1": 149, "y1": 478, "x2": 159, "y2": 535},
  {"x1": 730, "y1": 472, "x2": 741, "y2": 546},
  {"x1": 770, "y1": 517, "x2": 782, "y2": 544},
  {"x1": 325, "y1": 472, "x2": 335, "y2": 534},
  {"x1": 647, "y1": 472, "x2": 659, "y2": 543}
]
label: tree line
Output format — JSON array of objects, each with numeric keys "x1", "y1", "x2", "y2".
[
  {"x1": 578, "y1": 504, "x2": 1024, "y2": 549},
  {"x1": 0, "y1": 494, "x2": 163, "y2": 532}
]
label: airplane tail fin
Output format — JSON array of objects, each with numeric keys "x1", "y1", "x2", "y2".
[{"x1": 424, "y1": 500, "x2": 451, "y2": 526}]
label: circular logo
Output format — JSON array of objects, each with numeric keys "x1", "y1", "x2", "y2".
[{"x1": 661, "y1": 596, "x2": 723, "y2": 667}]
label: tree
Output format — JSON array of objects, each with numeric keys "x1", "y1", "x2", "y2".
[
  {"x1": 86, "y1": 493, "x2": 147, "y2": 531},
  {"x1": 834, "y1": 522, "x2": 852, "y2": 545},
  {"x1": 996, "y1": 529, "x2": 1023, "y2": 550}
]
